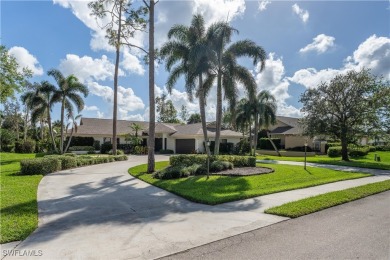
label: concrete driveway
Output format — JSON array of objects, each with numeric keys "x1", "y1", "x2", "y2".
[{"x1": 5, "y1": 156, "x2": 389, "y2": 259}]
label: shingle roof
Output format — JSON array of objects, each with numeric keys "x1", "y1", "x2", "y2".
[
  {"x1": 270, "y1": 116, "x2": 303, "y2": 135},
  {"x1": 72, "y1": 118, "x2": 243, "y2": 138}
]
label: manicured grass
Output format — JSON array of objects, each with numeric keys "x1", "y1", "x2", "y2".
[
  {"x1": 257, "y1": 151, "x2": 390, "y2": 170},
  {"x1": 0, "y1": 153, "x2": 43, "y2": 243},
  {"x1": 265, "y1": 180, "x2": 390, "y2": 218},
  {"x1": 129, "y1": 161, "x2": 370, "y2": 205}
]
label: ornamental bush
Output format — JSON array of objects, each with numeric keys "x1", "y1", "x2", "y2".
[
  {"x1": 170, "y1": 154, "x2": 255, "y2": 168},
  {"x1": 327, "y1": 146, "x2": 342, "y2": 157},
  {"x1": 15, "y1": 139, "x2": 36, "y2": 153},
  {"x1": 159, "y1": 149, "x2": 174, "y2": 154},
  {"x1": 20, "y1": 157, "x2": 61, "y2": 175},
  {"x1": 100, "y1": 142, "x2": 113, "y2": 154}
]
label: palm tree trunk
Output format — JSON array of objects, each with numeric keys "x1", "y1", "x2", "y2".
[
  {"x1": 60, "y1": 99, "x2": 65, "y2": 154},
  {"x1": 24, "y1": 106, "x2": 29, "y2": 141},
  {"x1": 249, "y1": 123, "x2": 252, "y2": 154},
  {"x1": 147, "y1": 0, "x2": 156, "y2": 173},
  {"x1": 47, "y1": 107, "x2": 57, "y2": 152},
  {"x1": 198, "y1": 74, "x2": 209, "y2": 157},
  {"x1": 112, "y1": 1, "x2": 123, "y2": 156},
  {"x1": 40, "y1": 118, "x2": 44, "y2": 140},
  {"x1": 214, "y1": 72, "x2": 222, "y2": 155},
  {"x1": 253, "y1": 113, "x2": 259, "y2": 156},
  {"x1": 64, "y1": 127, "x2": 74, "y2": 154}
]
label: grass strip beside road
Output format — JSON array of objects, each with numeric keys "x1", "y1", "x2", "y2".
[
  {"x1": 129, "y1": 161, "x2": 370, "y2": 205},
  {"x1": 265, "y1": 180, "x2": 390, "y2": 218}
]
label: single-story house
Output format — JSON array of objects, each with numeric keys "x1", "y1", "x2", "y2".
[
  {"x1": 69, "y1": 117, "x2": 243, "y2": 154},
  {"x1": 268, "y1": 116, "x2": 320, "y2": 150}
]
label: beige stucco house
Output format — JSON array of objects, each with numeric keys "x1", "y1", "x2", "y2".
[
  {"x1": 268, "y1": 116, "x2": 315, "y2": 149},
  {"x1": 70, "y1": 117, "x2": 243, "y2": 154}
]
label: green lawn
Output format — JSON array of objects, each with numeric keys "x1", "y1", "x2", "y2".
[
  {"x1": 0, "y1": 153, "x2": 43, "y2": 243},
  {"x1": 257, "y1": 151, "x2": 390, "y2": 170},
  {"x1": 265, "y1": 180, "x2": 390, "y2": 218},
  {"x1": 129, "y1": 161, "x2": 370, "y2": 205}
]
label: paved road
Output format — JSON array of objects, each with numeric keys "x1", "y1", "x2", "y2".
[
  {"x1": 162, "y1": 191, "x2": 390, "y2": 260},
  {"x1": 4, "y1": 156, "x2": 389, "y2": 259}
]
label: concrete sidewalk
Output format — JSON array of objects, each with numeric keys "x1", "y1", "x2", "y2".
[
  {"x1": 4, "y1": 156, "x2": 390, "y2": 259},
  {"x1": 257, "y1": 159, "x2": 390, "y2": 175}
]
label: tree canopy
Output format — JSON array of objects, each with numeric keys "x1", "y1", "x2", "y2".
[
  {"x1": 300, "y1": 69, "x2": 390, "y2": 161},
  {"x1": 0, "y1": 45, "x2": 32, "y2": 103}
]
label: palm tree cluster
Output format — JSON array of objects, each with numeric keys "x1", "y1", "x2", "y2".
[
  {"x1": 161, "y1": 14, "x2": 271, "y2": 155},
  {"x1": 21, "y1": 69, "x2": 88, "y2": 154}
]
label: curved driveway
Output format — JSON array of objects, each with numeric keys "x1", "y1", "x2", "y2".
[{"x1": 7, "y1": 156, "x2": 389, "y2": 259}]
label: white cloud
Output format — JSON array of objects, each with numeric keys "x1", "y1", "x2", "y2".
[
  {"x1": 289, "y1": 68, "x2": 341, "y2": 89},
  {"x1": 84, "y1": 105, "x2": 99, "y2": 111},
  {"x1": 254, "y1": 53, "x2": 302, "y2": 117},
  {"x1": 290, "y1": 35, "x2": 390, "y2": 89},
  {"x1": 299, "y1": 34, "x2": 336, "y2": 54},
  {"x1": 345, "y1": 34, "x2": 390, "y2": 79},
  {"x1": 258, "y1": 0, "x2": 271, "y2": 12},
  {"x1": 87, "y1": 81, "x2": 145, "y2": 119},
  {"x1": 97, "y1": 111, "x2": 104, "y2": 119},
  {"x1": 192, "y1": 0, "x2": 246, "y2": 26},
  {"x1": 58, "y1": 54, "x2": 124, "y2": 83},
  {"x1": 121, "y1": 48, "x2": 145, "y2": 75},
  {"x1": 292, "y1": 3, "x2": 309, "y2": 23},
  {"x1": 8, "y1": 46, "x2": 43, "y2": 76}
]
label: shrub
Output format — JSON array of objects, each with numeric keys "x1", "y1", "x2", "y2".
[
  {"x1": 221, "y1": 161, "x2": 234, "y2": 170},
  {"x1": 375, "y1": 145, "x2": 390, "y2": 151},
  {"x1": 327, "y1": 146, "x2": 342, "y2": 157},
  {"x1": 20, "y1": 158, "x2": 61, "y2": 175},
  {"x1": 132, "y1": 146, "x2": 147, "y2": 155},
  {"x1": 0, "y1": 128, "x2": 16, "y2": 152},
  {"x1": 233, "y1": 139, "x2": 250, "y2": 155},
  {"x1": 113, "y1": 155, "x2": 128, "y2": 161},
  {"x1": 117, "y1": 144, "x2": 132, "y2": 153},
  {"x1": 368, "y1": 146, "x2": 376, "y2": 152},
  {"x1": 219, "y1": 143, "x2": 234, "y2": 154},
  {"x1": 108, "y1": 149, "x2": 124, "y2": 155},
  {"x1": 64, "y1": 153, "x2": 77, "y2": 157},
  {"x1": 349, "y1": 147, "x2": 369, "y2": 157},
  {"x1": 44, "y1": 155, "x2": 77, "y2": 170},
  {"x1": 210, "y1": 161, "x2": 224, "y2": 172},
  {"x1": 159, "y1": 149, "x2": 174, "y2": 154},
  {"x1": 195, "y1": 165, "x2": 208, "y2": 175},
  {"x1": 258, "y1": 138, "x2": 281, "y2": 150},
  {"x1": 170, "y1": 154, "x2": 256, "y2": 168},
  {"x1": 327, "y1": 142, "x2": 341, "y2": 147},
  {"x1": 15, "y1": 139, "x2": 36, "y2": 153},
  {"x1": 68, "y1": 146, "x2": 95, "y2": 152},
  {"x1": 153, "y1": 166, "x2": 183, "y2": 179},
  {"x1": 101, "y1": 142, "x2": 113, "y2": 154}
]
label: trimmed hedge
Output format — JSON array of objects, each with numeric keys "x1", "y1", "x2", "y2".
[
  {"x1": 20, "y1": 158, "x2": 61, "y2": 175},
  {"x1": 20, "y1": 155, "x2": 128, "y2": 175},
  {"x1": 101, "y1": 142, "x2": 113, "y2": 154},
  {"x1": 286, "y1": 146, "x2": 313, "y2": 152},
  {"x1": 327, "y1": 146, "x2": 342, "y2": 157},
  {"x1": 170, "y1": 154, "x2": 256, "y2": 168}
]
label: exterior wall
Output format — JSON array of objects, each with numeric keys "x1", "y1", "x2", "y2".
[
  {"x1": 285, "y1": 135, "x2": 313, "y2": 149},
  {"x1": 269, "y1": 134, "x2": 286, "y2": 146},
  {"x1": 166, "y1": 137, "x2": 176, "y2": 153},
  {"x1": 257, "y1": 149, "x2": 316, "y2": 157}
]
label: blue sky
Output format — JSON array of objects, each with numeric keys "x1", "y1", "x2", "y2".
[{"x1": 2, "y1": 0, "x2": 390, "y2": 122}]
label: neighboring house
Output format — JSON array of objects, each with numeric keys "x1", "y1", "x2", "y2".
[
  {"x1": 69, "y1": 117, "x2": 243, "y2": 154},
  {"x1": 268, "y1": 116, "x2": 316, "y2": 150}
]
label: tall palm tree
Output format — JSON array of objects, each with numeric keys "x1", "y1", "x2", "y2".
[
  {"x1": 235, "y1": 98, "x2": 254, "y2": 151},
  {"x1": 20, "y1": 82, "x2": 40, "y2": 141},
  {"x1": 64, "y1": 113, "x2": 82, "y2": 153},
  {"x1": 48, "y1": 69, "x2": 88, "y2": 154},
  {"x1": 252, "y1": 90, "x2": 277, "y2": 154},
  {"x1": 160, "y1": 14, "x2": 212, "y2": 156},
  {"x1": 203, "y1": 22, "x2": 266, "y2": 155},
  {"x1": 28, "y1": 81, "x2": 58, "y2": 151}
]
